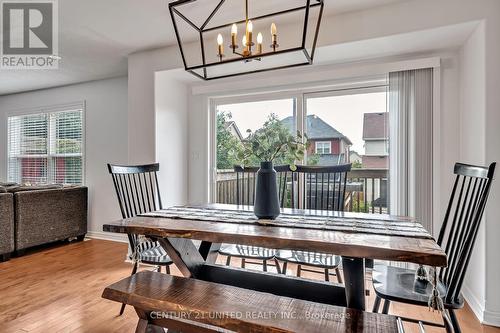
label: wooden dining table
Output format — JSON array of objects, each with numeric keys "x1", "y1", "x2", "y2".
[{"x1": 103, "y1": 204, "x2": 447, "y2": 312}]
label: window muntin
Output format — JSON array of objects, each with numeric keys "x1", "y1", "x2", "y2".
[{"x1": 315, "y1": 141, "x2": 331, "y2": 154}]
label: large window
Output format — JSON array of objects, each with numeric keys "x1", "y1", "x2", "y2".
[
  {"x1": 211, "y1": 84, "x2": 392, "y2": 213},
  {"x1": 8, "y1": 107, "x2": 84, "y2": 185}
]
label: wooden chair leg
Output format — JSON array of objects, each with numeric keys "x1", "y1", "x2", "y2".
[
  {"x1": 324, "y1": 269, "x2": 330, "y2": 282},
  {"x1": 165, "y1": 265, "x2": 170, "y2": 274},
  {"x1": 282, "y1": 261, "x2": 288, "y2": 275},
  {"x1": 274, "y1": 258, "x2": 281, "y2": 274},
  {"x1": 120, "y1": 262, "x2": 139, "y2": 316},
  {"x1": 226, "y1": 255, "x2": 232, "y2": 266},
  {"x1": 263, "y1": 260, "x2": 268, "y2": 272},
  {"x1": 448, "y1": 309, "x2": 461, "y2": 333},
  {"x1": 372, "y1": 296, "x2": 381, "y2": 313},
  {"x1": 382, "y1": 299, "x2": 391, "y2": 314},
  {"x1": 297, "y1": 264, "x2": 302, "y2": 277},
  {"x1": 241, "y1": 258, "x2": 246, "y2": 269},
  {"x1": 335, "y1": 267, "x2": 343, "y2": 284}
]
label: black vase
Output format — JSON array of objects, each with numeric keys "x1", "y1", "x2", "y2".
[{"x1": 254, "y1": 161, "x2": 280, "y2": 219}]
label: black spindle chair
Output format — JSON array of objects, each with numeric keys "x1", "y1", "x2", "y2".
[
  {"x1": 108, "y1": 163, "x2": 174, "y2": 316},
  {"x1": 372, "y1": 162, "x2": 496, "y2": 333},
  {"x1": 218, "y1": 165, "x2": 290, "y2": 272},
  {"x1": 275, "y1": 164, "x2": 352, "y2": 282}
]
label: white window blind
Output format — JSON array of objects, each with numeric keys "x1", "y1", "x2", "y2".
[{"x1": 8, "y1": 106, "x2": 84, "y2": 185}]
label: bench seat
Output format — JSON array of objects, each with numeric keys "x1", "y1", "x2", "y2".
[{"x1": 102, "y1": 271, "x2": 399, "y2": 333}]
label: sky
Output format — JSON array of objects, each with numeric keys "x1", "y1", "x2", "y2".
[{"x1": 217, "y1": 91, "x2": 387, "y2": 154}]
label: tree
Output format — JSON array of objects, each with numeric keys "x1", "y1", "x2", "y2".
[
  {"x1": 237, "y1": 114, "x2": 308, "y2": 168},
  {"x1": 352, "y1": 160, "x2": 362, "y2": 168},
  {"x1": 216, "y1": 112, "x2": 243, "y2": 170}
]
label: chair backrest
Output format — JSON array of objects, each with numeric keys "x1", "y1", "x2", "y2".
[
  {"x1": 438, "y1": 162, "x2": 496, "y2": 304},
  {"x1": 285, "y1": 164, "x2": 352, "y2": 211},
  {"x1": 107, "y1": 163, "x2": 163, "y2": 219},
  {"x1": 234, "y1": 164, "x2": 352, "y2": 212},
  {"x1": 233, "y1": 165, "x2": 290, "y2": 206}
]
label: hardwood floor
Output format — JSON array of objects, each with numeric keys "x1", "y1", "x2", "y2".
[{"x1": 0, "y1": 239, "x2": 497, "y2": 333}]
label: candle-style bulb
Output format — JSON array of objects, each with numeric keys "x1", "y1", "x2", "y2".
[
  {"x1": 247, "y1": 20, "x2": 253, "y2": 33},
  {"x1": 257, "y1": 32, "x2": 263, "y2": 44},
  {"x1": 271, "y1": 23, "x2": 277, "y2": 35},
  {"x1": 242, "y1": 35, "x2": 247, "y2": 46},
  {"x1": 231, "y1": 23, "x2": 237, "y2": 36},
  {"x1": 217, "y1": 34, "x2": 223, "y2": 45},
  {"x1": 257, "y1": 32, "x2": 263, "y2": 54}
]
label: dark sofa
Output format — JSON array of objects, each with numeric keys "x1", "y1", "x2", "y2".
[
  {"x1": 0, "y1": 192, "x2": 14, "y2": 261},
  {"x1": 0, "y1": 185, "x2": 88, "y2": 259}
]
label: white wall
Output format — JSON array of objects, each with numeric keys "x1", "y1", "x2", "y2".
[
  {"x1": 154, "y1": 69, "x2": 191, "y2": 207},
  {"x1": 459, "y1": 22, "x2": 487, "y2": 321},
  {"x1": 364, "y1": 140, "x2": 388, "y2": 156},
  {"x1": 0, "y1": 77, "x2": 129, "y2": 242}
]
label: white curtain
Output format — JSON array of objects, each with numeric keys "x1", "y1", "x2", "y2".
[{"x1": 389, "y1": 68, "x2": 433, "y2": 233}]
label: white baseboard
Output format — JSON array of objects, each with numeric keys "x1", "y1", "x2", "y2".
[
  {"x1": 86, "y1": 231, "x2": 128, "y2": 243},
  {"x1": 484, "y1": 310, "x2": 500, "y2": 327},
  {"x1": 462, "y1": 284, "x2": 485, "y2": 322}
]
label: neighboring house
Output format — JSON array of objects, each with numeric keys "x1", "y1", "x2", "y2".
[
  {"x1": 350, "y1": 151, "x2": 362, "y2": 164},
  {"x1": 224, "y1": 121, "x2": 243, "y2": 141},
  {"x1": 362, "y1": 112, "x2": 389, "y2": 169},
  {"x1": 282, "y1": 115, "x2": 352, "y2": 166}
]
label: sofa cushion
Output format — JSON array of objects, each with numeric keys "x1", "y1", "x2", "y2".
[
  {"x1": 7, "y1": 184, "x2": 65, "y2": 193},
  {"x1": 0, "y1": 186, "x2": 6, "y2": 193},
  {"x1": 0, "y1": 182, "x2": 18, "y2": 187}
]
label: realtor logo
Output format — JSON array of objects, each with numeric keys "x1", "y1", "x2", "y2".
[{"x1": 1, "y1": 0, "x2": 58, "y2": 69}]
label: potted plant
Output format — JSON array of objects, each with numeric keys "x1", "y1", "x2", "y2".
[{"x1": 237, "y1": 114, "x2": 307, "y2": 219}]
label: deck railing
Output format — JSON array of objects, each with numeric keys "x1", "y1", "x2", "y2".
[{"x1": 216, "y1": 168, "x2": 389, "y2": 214}]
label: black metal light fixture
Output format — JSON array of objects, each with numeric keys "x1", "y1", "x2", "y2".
[{"x1": 169, "y1": 0, "x2": 324, "y2": 80}]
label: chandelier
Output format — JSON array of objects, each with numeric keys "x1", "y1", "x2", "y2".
[{"x1": 169, "y1": 0, "x2": 324, "y2": 80}]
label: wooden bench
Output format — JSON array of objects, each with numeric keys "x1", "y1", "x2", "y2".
[{"x1": 102, "y1": 271, "x2": 400, "y2": 333}]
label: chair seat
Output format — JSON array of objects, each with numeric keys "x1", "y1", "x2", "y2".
[
  {"x1": 275, "y1": 250, "x2": 341, "y2": 269},
  {"x1": 130, "y1": 242, "x2": 173, "y2": 265},
  {"x1": 218, "y1": 244, "x2": 276, "y2": 260},
  {"x1": 372, "y1": 264, "x2": 463, "y2": 309}
]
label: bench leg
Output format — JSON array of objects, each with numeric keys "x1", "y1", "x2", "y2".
[{"x1": 225, "y1": 255, "x2": 231, "y2": 266}]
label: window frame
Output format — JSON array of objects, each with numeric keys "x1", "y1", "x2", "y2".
[
  {"x1": 315, "y1": 141, "x2": 332, "y2": 155},
  {"x1": 208, "y1": 83, "x2": 389, "y2": 203},
  {"x1": 5, "y1": 102, "x2": 86, "y2": 185}
]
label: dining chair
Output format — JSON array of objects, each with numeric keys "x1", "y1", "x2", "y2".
[
  {"x1": 218, "y1": 165, "x2": 289, "y2": 273},
  {"x1": 372, "y1": 162, "x2": 496, "y2": 333},
  {"x1": 108, "y1": 163, "x2": 174, "y2": 316},
  {"x1": 275, "y1": 164, "x2": 351, "y2": 283}
]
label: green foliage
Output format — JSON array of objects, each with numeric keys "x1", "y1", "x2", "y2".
[
  {"x1": 306, "y1": 153, "x2": 320, "y2": 166},
  {"x1": 236, "y1": 114, "x2": 307, "y2": 168},
  {"x1": 216, "y1": 112, "x2": 244, "y2": 169},
  {"x1": 352, "y1": 160, "x2": 362, "y2": 169}
]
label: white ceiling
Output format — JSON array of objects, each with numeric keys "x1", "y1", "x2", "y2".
[{"x1": 0, "y1": 0, "x2": 409, "y2": 95}]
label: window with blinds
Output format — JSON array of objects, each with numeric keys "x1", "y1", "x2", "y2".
[{"x1": 8, "y1": 106, "x2": 84, "y2": 185}]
